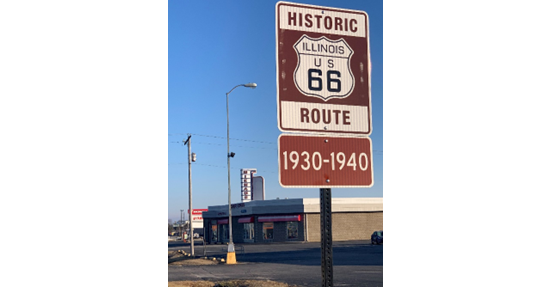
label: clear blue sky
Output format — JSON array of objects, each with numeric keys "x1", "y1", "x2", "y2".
[{"x1": 168, "y1": 0, "x2": 383, "y2": 222}]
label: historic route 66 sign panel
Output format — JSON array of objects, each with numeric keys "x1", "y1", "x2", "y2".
[{"x1": 276, "y1": 1, "x2": 371, "y2": 135}]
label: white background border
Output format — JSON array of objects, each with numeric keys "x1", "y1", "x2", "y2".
[
  {"x1": 0, "y1": 1, "x2": 166, "y2": 286},
  {"x1": 1, "y1": 1, "x2": 550, "y2": 286}
]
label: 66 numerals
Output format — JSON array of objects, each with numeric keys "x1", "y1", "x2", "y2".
[
  {"x1": 282, "y1": 151, "x2": 369, "y2": 171},
  {"x1": 308, "y1": 69, "x2": 341, "y2": 92}
]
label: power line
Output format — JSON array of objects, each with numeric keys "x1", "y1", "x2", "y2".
[
  {"x1": 169, "y1": 133, "x2": 276, "y2": 145},
  {"x1": 170, "y1": 141, "x2": 277, "y2": 150},
  {"x1": 170, "y1": 133, "x2": 383, "y2": 153}
]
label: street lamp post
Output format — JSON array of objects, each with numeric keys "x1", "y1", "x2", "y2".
[{"x1": 225, "y1": 82, "x2": 257, "y2": 264}]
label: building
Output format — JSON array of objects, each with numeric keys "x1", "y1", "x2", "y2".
[{"x1": 201, "y1": 197, "x2": 382, "y2": 244}]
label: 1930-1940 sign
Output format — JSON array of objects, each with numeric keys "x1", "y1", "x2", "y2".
[
  {"x1": 278, "y1": 134, "x2": 373, "y2": 188},
  {"x1": 276, "y1": 1, "x2": 371, "y2": 136}
]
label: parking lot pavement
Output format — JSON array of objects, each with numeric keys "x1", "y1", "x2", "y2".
[{"x1": 168, "y1": 240, "x2": 383, "y2": 286}]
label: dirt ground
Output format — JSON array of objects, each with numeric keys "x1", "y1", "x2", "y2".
[
  {"x1": 170, "y1": 257, "x2": 220, "y2": 266},
  {"x1": 168, "y1": 251, "x2": 298, "y2": 286},
  {"x1": 168, "y1": 280, "x2": 297, "y2": 287},
  {"x1": 169, "y1": 251, "x2": 220, "y2": 266}
]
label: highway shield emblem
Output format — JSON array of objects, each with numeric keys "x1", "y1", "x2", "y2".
[{"x1": 293, "y1": 35, "x2": 355, "y2": 101}]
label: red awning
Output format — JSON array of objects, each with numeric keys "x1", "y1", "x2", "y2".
[
  {"x1": 238, "y1": 217, "x2": 254, "y2": 223},
  {"x1": 217, "y1": 218, "x2": 228, "y2": 224},
  {"x1": 257, "y1": 215, "x2": 301, "y2": 222}
]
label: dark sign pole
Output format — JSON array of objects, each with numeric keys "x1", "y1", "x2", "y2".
[{"x1": 320, "y1": 188, "x2": 333, "y2": 287}]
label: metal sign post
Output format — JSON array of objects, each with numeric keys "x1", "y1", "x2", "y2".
[{"x1": 320, "y1": 188, "x2": 333, "y2": 287}]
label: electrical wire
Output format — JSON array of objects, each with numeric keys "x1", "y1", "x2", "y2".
[{"x1": 169, "y1": 133, "x2": 276, "y2": 144}]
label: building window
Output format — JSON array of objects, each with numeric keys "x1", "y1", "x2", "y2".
[
  {"x1": 287, "y1": 221, "x2": 298, "y2": 239},
  {"x1": 211, "y1": 224, "x2": 218, "y2": 242},
  {"x1": 221, "y1": 224, "x2": 229, "y2": 241},
  {"x1": 262, "y1": 222, "x2": 274, "y2": 240},
  {"x1": 243, "y1": 223, "x2": 254, "y2": 242}
]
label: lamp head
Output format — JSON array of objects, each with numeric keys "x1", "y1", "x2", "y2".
[{"x1": 244, "y1": 83, "x2": 257, "y2": 89}]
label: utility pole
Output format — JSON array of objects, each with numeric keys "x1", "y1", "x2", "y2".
[{"x1": 184, "y1": 134, "x2": 194, "y2": 256}]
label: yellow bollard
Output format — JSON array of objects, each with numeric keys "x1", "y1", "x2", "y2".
[{"x1": 226, "y1": 252, "x2": 237, "y2": 264}]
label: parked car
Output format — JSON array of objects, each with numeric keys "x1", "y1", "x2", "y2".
[{"x1": 371, "y1": 230, "x2": 383, "y2": 245}]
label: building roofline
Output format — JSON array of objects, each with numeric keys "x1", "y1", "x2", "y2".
[{"x1": 202, "y1": 197, "x2": 382, "y2": 218}]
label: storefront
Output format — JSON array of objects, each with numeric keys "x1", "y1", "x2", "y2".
[{"x1": 202, "y1": 197, "x2": 382, "y2": 244}]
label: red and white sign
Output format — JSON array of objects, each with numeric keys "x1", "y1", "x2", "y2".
[
  {"x1": 278, "y1": 134, "x2": 373, "y2": 187},
  {"x1": 241, "y1": 168, "x2": 257, "y2": 202},
  {"x1": 191, "y1": 208, "x2": 208, "y2": 215},
  {"x1": 276, "y1": 2, "x2": 371, "y2": 135},
  {"x1": 187, "y1": 209, "x2": 208, "y2": 228}
]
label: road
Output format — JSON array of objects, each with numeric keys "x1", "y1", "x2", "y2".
[{"x1": 168, "y1": 240, "x2": 383, "y2": 287}]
